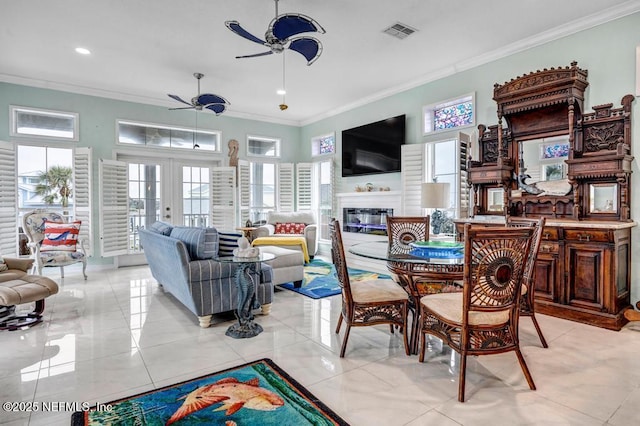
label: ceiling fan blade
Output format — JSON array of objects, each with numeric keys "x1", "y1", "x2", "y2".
[
  {"x1": 225, "y1": 21, "x2": 267, "y2": 45},
  {"x1": 168, "y1": 106, "x2": 195, "y2": 110},
  {"x1": 197, "y1": 93, "x2": 229, "y2": 106},
  {"x1": 235, "y1": 51, "x2": 274, "y2": 59},
  {"x1": 271, "y1": 14, "x2": 325, "y2": 41},
  {"x1": 288, "y1": 37, "x2": 323, "y2": 65},
  {"x1": 168, "y1": 94, "x2": 193, "y2": 106},
  {"x1": 204, "y1": 103, "x2": 228, "y2": 115}
]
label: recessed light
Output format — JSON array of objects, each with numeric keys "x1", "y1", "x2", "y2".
[
  {"x1": 75, "y1": 47, "x2": 91, "y2": 55},
  {"x1": 276, "y1": 89, "x2": 286, "y2": 95}
]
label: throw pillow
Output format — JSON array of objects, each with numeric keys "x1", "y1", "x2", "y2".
[
  {"x1": 218, "y1": 231, "x2": 243, "y2": 257},
  {"x1": 169, "y1": 227, "x2": 218, "y2": 260},
  {"x1": 0, "y1": 257, "x2": 7, "y2": 272},
  {"x1": 41, "y1": 220, "x2": 82, "y2": 252},
  {"x1": 274, "y1": 222, "x2": 306, "y2": 235},
  {"x1": 149, "y1": 221, "x2": 174, "y2": 236}
]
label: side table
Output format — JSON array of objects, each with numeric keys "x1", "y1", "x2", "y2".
[{"x1": 216, "y1": 253, "x2": 275, "y2": 338}]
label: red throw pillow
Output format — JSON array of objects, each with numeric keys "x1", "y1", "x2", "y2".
[
  {"x1": 41, "y1": 220, "x2": 81, "y2": 252},
  {"x1": 274, "y1": 222, "x2": 306, "y2": 235}
]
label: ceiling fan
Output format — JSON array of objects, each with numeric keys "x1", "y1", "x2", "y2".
[
  {"x1": 167, "y1": 73, "x2": 230, "y2": 115},
  {"x1": 225, "y1": 0, "x2": 325, "y2": 65}
]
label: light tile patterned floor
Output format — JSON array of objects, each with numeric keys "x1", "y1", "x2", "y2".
[{"x1": 2, "y1": 263, "x2": 640, "y2": 425}]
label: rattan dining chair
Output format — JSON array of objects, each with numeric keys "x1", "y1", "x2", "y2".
[
  {"x1": 330, "y1": 219, "x2": 410, "y2": 357},
  {"x1": 506, "y1": 217, "x2": 548, "y2": 348},
  {"x1": 418, "y1": 223, "x2": 536, "y2": 402}
]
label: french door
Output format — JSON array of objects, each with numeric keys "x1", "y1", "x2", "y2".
[{"x1": 105, "y1": 154, "x2": 223, "y2": 264}]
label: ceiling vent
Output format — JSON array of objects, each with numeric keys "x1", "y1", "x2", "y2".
[{"x1": 383, "y1": 22, "x2": 417, "y2": 40}]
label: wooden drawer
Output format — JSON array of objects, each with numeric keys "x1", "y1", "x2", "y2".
[
  {"x1": 538, "y1": 241, "x2": 559, "y2": 255},
  {"x1": 563, "y1": 229, "x2": 611, "y2": 243},
  {"x1": 541, "y1": 227, "x2": 559, "y2": 241}
]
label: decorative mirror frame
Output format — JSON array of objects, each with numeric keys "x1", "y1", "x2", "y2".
[{"x1": 589, "y1": 183, "x2": 618, "y2": 214}]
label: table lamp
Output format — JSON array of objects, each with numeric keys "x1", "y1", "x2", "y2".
[{"x1": 421, "y1": 182, "x2": 451, "y2": 234}]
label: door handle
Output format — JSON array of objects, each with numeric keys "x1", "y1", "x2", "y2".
[{"x1": 164, "y1": 214, "x2": 171, "y2": 219}]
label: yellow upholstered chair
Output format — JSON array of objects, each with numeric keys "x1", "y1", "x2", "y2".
[
  {"x1": 418, "y1": 224, "x2": 536, "y2": 402},
  {"x1": 330, "y1": 219, "x2": 409, "y2": 357},
  {"x1": 22, "y1": 210, "x2": 87, "y2": 279}
]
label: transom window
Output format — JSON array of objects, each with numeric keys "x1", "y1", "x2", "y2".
[
  {"x1": 311, "y1": 133, "x2": 335, "y2": 157},
  {"x1": 247, "y1": 135, "x2": 280, "y2": 158},
  {"x1": 117, "y1": 120, "x2": 221, "y2": 152},
  {"x1": 423, "y1": 94, "x2": 474, "y2": 135},
  {"x1": 10, "y1": 106, "x2": 79, "y2": 141}
]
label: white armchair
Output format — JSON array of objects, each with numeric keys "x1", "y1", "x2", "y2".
[
  {"x1": 253, "y1": 211, "x2": 318, "y2": 257},
  {"x1": 22, "y1": 210, "x2": 87, "y2": 279}
]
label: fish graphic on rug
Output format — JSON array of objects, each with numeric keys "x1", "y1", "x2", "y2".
[{"x1": 166, "y1": 377, "x2": 284, "y2": 425}]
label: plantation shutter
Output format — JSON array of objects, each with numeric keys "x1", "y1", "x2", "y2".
[
  {"x1": 99, "y1": 159, "x2": 129, "y2": 257},
  {"x1": 237, "y1": 160, "x2": 250, "y2": 225},
  {"x1": 296, "y1": 163, "x2": 313, "y2": 211},
  {"x1": 277, "y1": 163, "x2": 294, "y2": 212},
  {"x1": 211, "y1": 166, "x2": 236, "y2": 231},
  {"x1": 458, "y1": 132, "x2": 471, "y2": 218},
  {"x1": 401, "y1": 143, "x2": 426, "y2": 216},
  {"x1": 74, "y1": 147, "x2": 92, "y2": 256},
  {"x1": 0, "y1": 141, "x2": 17, "y2": 256}
]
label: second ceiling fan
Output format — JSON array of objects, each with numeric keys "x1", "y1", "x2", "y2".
[{"x1": 225, "y1": 0, "x2": 326, "y2": 65}]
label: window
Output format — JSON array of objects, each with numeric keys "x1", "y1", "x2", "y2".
[
  {"x1": 182, "y1": 166, "x2": 210, "y2": 227},
  {"x1": 423, "y1": 94, "x2": 474, "y2": 135},
  {"x1": 315, "y1": 160, "x2": 334, "y2": 241},
  {"x1": 17, "y1": 145, "x2": 74, "y2": 212},
  {"x1": 10, "y1": 106, "x2": 79, "y2": 141},
  {"x1": 311, "y1": 133, "x2": 335, "y2": 157},
  {"x1": 249, "y1": 162, "x2": 276, "y2": 221},
  {"x1": 247, "y1": 135, "x2": 280, "y2": 158},
  {"x1": 127, "y1": 163, "x2": 161, "y2": 252},
  {"x1": 117, "y1": 120, "x2": 221, "y2": 152}
]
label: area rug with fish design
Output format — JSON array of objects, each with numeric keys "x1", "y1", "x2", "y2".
[
  {"x1": 71, "y1": 358, "x2": 348, "y2": 425},
  {"x1": 279, "y1": 258, "x2": 391, "y2": 299}
]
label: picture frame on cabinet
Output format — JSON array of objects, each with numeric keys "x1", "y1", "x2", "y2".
[
  {"x1": 541, "y1": 162, "x2": 565, "y2": 181},
  {"x1": 540, "y1": 141, "x2": 570, "y2": 160},
  {"x1": 487, "y1": 187, "x2": 504, "y2": 212}
]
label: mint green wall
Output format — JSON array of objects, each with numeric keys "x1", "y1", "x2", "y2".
[
  {"x1": 0, "y1": 83, "x2": 300, "y2": 264},
  {"x1": 300, "y1": 12, "x2": 640, "y2": 193}
]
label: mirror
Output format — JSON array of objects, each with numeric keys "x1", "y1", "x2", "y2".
[
  {"x1": 487, "y1": 188, "x2": 504, "y2": 212},
  {"x1": 518, "y1": 135, "x2": 570, "y2": 194}
]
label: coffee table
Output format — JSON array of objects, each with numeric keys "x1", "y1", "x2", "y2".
[{"x1": 216, "y1": 253, "x2": 275, "y2": 338}]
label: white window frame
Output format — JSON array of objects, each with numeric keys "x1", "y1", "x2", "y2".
[
  {"x1": 246, "y1": 135, "x2": 281, "y2": 158},
  {"x1": 311, "y1": 132, "x2": 335, "y2": 157},
  {"x1": 116, "y1": 120, "x2": 222, "y2": 153},
  {"x1": 422, "y1": 93, "x2": 475, "y2": 136},
  {"x1": 10, "y1": 105, "x2": 79, "y2": 141}
]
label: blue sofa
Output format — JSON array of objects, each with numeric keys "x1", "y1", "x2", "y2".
[{"x1": 139, "y1": 224, "x2": 274, "y2": 328}]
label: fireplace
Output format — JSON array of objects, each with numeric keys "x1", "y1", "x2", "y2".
[{"x1": 343, "y1": 208, "x2": 394, "y2": 236}]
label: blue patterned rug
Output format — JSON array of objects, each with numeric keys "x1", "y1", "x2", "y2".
[
  {"x1": 72, "y1": 358, "x2": 348, "y2": 425},
  {"x1": 279, "y1": 259, "x2": 390, "y2": 299}
]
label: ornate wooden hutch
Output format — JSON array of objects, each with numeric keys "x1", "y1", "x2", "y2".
[{"x1": 467, "y1": 61, "x2": 635, "y2": 330}]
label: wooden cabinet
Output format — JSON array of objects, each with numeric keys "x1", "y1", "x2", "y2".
[
  {"x1": 531, "y1": 224, "x2": 632, "y2": 330},
  {"x1": 466, "y1": 62, "x2": 636, "y2": 330}
]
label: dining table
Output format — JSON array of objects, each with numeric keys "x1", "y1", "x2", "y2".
[{"x1": 348, "y1": 240, "x2": 465, "y2": 354}]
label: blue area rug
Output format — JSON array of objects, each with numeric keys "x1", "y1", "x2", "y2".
[
  {"x1": 72, "y1": 358, "x2": 348, "y2": 425},
  {"x1": 279, "y1": 258, "x2": 390, "y2": 299}
]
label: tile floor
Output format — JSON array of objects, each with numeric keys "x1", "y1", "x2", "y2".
[{"x1": 2, "y1": 263, "x2": 640, "y2": 425}]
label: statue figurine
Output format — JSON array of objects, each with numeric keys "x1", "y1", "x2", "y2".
[
  {"x1": 233, "y1": 236, "x2": 259, "y2": 258},
  {"x1": 228, "y1": 139, "x2": 239, "y2": 167}
]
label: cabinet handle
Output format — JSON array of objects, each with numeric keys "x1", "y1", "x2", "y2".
[
  {"x1": 543, "y1": 232, "x2": 551, "y2": 240},
  {"x1": 578, "y1": 233, "x2": 591, "y2": 242}
]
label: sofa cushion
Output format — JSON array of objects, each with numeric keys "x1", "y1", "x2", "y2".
[
  {"x1": 41, "y1": 220, "x2": 81, "y2": 252},
  {"x1": 149, "y1": 221, "x2": 174, "y2": 236},
  {"x1": 267, "y1": 211, "x2": 315, "y2": 225},
  {"x1": 170, "y1": 227, "x2": 219, "y2": 260},
  {"x1": 218, "y1": 231, "x2": 242, "y2": 257},
  {"x1": 274, "y1": 222, "x2": 306, "y2": 235}
]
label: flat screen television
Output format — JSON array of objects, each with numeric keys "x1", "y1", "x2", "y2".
[{"x1": 341, "y1": 114, "x2": 405, "y2": 177}]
